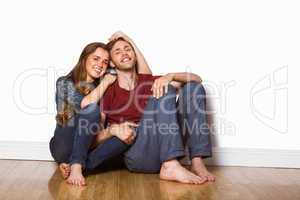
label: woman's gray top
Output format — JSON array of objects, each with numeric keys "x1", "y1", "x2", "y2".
[{"x1": 55, "y1": 76, "x2": 95, "y2": 115}]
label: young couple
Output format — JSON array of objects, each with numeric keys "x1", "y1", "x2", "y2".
[{"x1": 49, "y1": 31, "x2": 215, "y2": 187}]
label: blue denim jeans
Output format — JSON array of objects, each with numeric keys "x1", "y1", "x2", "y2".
[
  {"x1": 124, "y1": 82, "x2": 212, "y2": 173},
  {"x1": 49, "y1": 103, "x2": 128, "y2": 170},
  {"x1": 177, "y1": 81, "x2": 212, "y2": 159}
]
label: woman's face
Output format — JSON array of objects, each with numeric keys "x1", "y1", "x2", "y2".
[{"x1": 85, "y1": 47, "x2": 109, "y2": 82}]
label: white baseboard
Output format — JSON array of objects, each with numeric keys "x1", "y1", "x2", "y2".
[
  {"x1": 0, "y1": 141, "x2": 299, "y2": 168},
  {"x1": 205, "y1": 147, "x2": 300, "y2": 168},
  {"x1": 0, "y1": 141, "x2": 53, "y2": 161}
]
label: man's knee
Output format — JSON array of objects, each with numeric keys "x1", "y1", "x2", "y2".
[
  {"x1": 152, "y1": 85, "x2": 177, "y2": 106},
  {"x1": 180, "y1": 82, "x2": 206, "y2": 106},
  {"x1": 182, "y1": 81, "x2": 206, "y2": 96},
  {"x1": 149, "y1": 85, "x2": 177, "y2": 101}
]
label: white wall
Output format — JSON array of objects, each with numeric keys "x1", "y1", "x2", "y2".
[{"x1": 0, "y1": 0, "x2": 299, "y2": 155}]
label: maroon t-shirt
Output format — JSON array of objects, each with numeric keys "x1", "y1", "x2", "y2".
[{"x1": 101, "y1": 74, "x2": 161, "y2": 124}]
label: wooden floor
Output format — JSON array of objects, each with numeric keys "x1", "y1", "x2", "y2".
[{"x1": 0, "y1": 160, "x2": 299, "y2": 200}]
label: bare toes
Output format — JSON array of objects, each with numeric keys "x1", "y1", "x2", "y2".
[
  {"x1": 197, "y1": 178, "x2": 206, "y2": 184},
  {"x1": 209, "y1": 175, "x2": 216, "y2": 182}
]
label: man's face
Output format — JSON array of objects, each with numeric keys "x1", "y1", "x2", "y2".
[{"x1": 110, "y1": 40, "x2": 136, "y2": 70}]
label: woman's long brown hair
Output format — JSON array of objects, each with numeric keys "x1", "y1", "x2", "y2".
[{"x1": 56, "y1": 42, "x2": 108, "y2": 126}]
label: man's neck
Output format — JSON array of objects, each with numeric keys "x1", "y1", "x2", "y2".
[{"x1": 116, "y1": 68, "x2": 137, "y2": 91}]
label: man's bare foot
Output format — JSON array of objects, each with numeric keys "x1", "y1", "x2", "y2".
[
  {"x1": 66, "y1": 164, "x2": 86, "y2": 186},
  {"x1": 191, "y1": 157, "x2": 215, "y2": 182},
  {"x1": 159, "y1": 160, "x2": 206, "y2": 184},
  {"x1": 59, "y1": 163, "x2": 71, "y2": 179}
]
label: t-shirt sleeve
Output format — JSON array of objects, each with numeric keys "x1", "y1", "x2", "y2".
[
  {"x1": 152, "y1": 75, "x2": 162, "y2": 81},
  {"x1": 138, "y1": 74, "x2": 161, "y2": 82}
]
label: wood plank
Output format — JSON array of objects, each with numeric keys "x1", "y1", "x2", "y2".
[{"x1": 0, "y1": 160, "x2": 300, "y2": 200}]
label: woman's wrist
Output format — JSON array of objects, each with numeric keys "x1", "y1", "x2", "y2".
[
  {"x1": 101, "y1": 78, "x2": 112, "y2": 87},
  {"x1": 97, "y1": 78, "x2": 112, "y2": 91}
]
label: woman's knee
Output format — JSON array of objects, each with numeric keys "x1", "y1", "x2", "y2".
[
  {"x1": 49, "y1": 138, "x2": 72, "y2": 163},
  {"x1": 77, "y1": 103, "x2": 101, "y2": 133},
  {"x1": 78, "y1": 103, "x2": 100, "y2": 118}
]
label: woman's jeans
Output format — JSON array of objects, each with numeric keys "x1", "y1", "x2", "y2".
[{"x1": 49, "y1": 103, "x2": 128, "y2": 170}]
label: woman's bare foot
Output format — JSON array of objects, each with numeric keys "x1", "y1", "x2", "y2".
[
  {"x1": 191, "y1": 157, "x2": 215, "y2": 182},
  {"x1": 66, "y1": 164, "x2": 86, "y2": 186},
  {"x1": 159, "y1": 160, "x2": 206, "y2": 184},
  {"x1": 59, "y1": 163, "x2": 71, "y2": 179}
]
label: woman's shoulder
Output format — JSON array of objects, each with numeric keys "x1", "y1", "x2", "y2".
[
  {"x1": 56, "y1": 76, "x2": 75, "y2": 88},
  {"x1": 56, "y1": 76, "x2": 77, "y2": 94},
  {"x1": 56, "y1": 75, "x2": 73, "y2": 85}
]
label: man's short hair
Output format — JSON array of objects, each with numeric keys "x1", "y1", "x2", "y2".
[{"x1": 106, "y1": 38, "x2": 134, "y2": 53}]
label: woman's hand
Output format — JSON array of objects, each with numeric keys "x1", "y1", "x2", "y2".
[
  {"x1": 108, "y1": 122, "x2": 138, "y2": 144},
  {"x1": 103, "y1": 74, "x2": 117, "y2": 85},
  {"x1": 151, "y1": 73, "x2": 174, "y2": 99},
  {"x1": 109, "y1": 31, "x2": 152, "y2": 75},
  {"x1": 109, "y1": 31, "x2": 132, "y2": 42}
]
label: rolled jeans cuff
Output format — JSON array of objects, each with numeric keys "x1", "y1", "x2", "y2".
[
  {"x1": 161, "y1": 149, "x2": 186, "y2": 163},
  {"x1": 190, "y1": 148, "x2": 212, "y2": 159}
]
